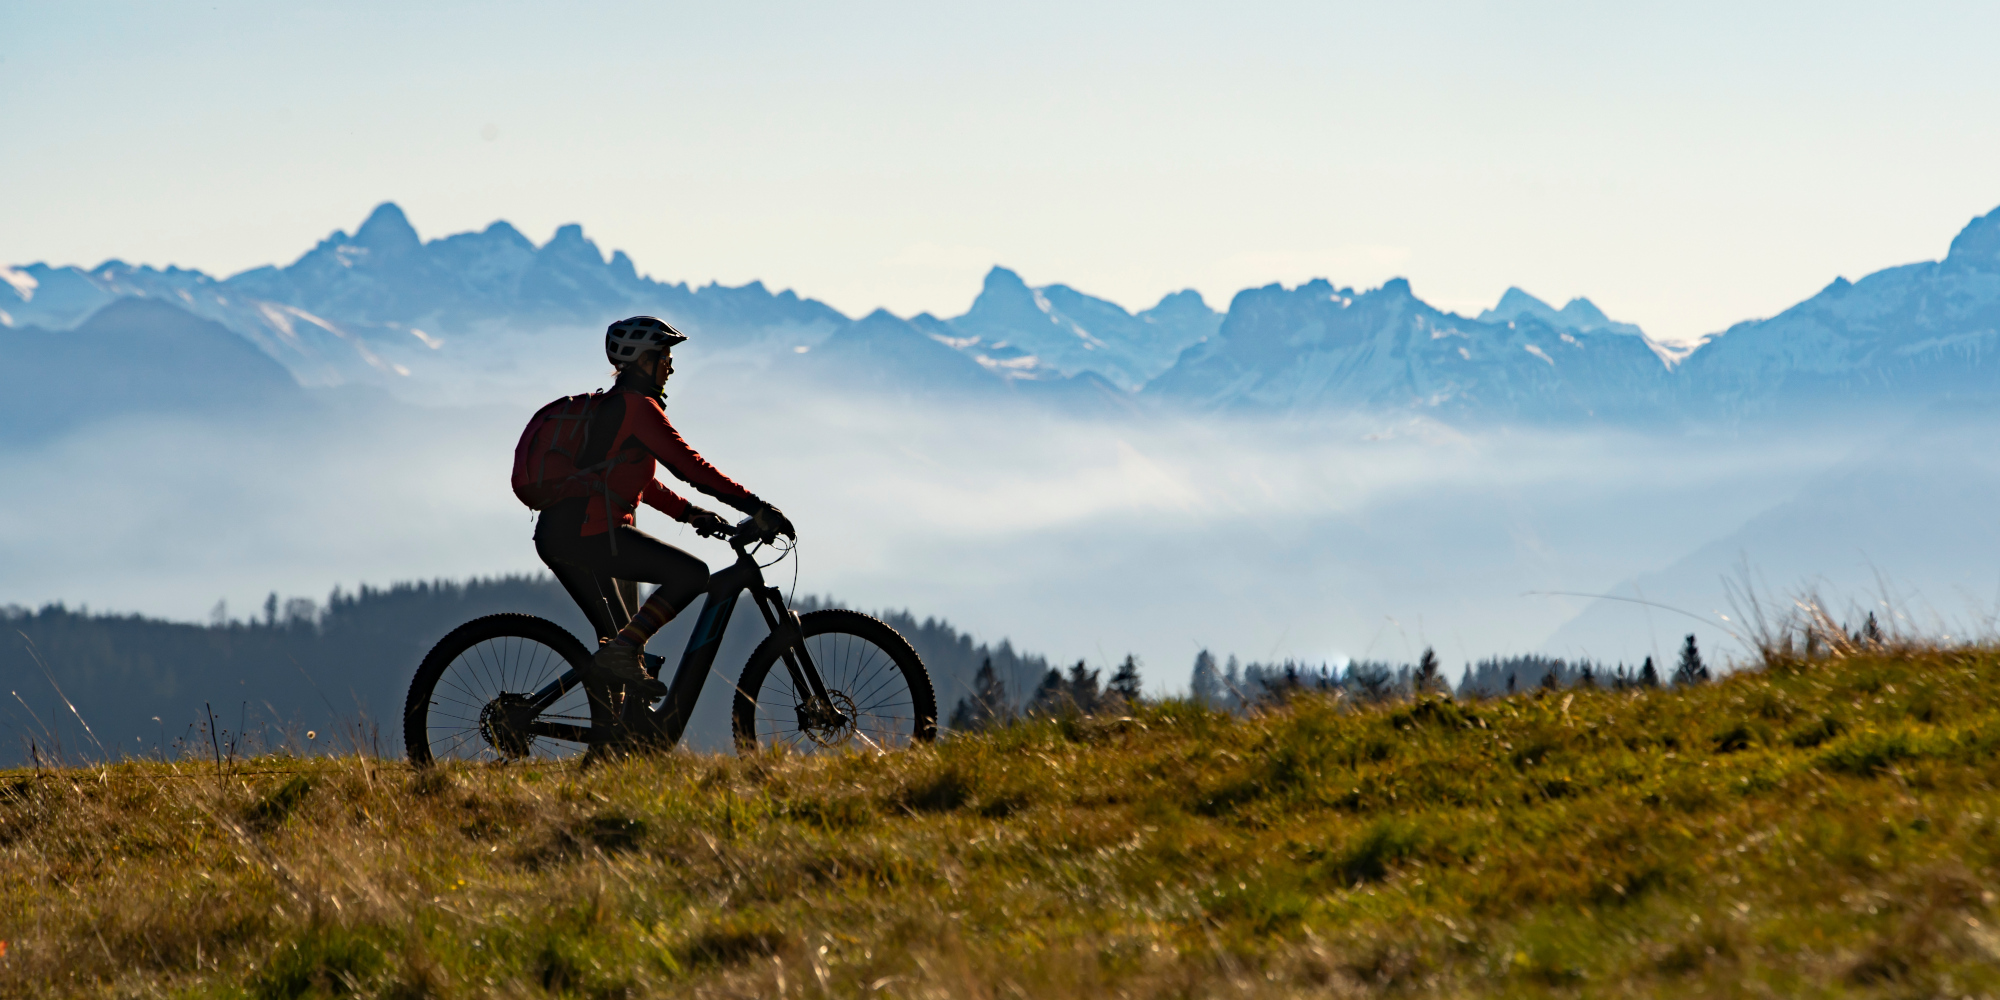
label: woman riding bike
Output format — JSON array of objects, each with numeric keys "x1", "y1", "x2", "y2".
[
  {"x1": 527, "y1": 316, "x2": 793, "y2": 707},
  {"x1": 405, "y1": 315, "x2": 932, "y2": 763}
]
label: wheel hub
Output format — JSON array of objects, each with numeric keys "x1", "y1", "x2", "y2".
[
  {"x1": 797, "y1": 690, "x2": 857, "y2": 748},
  {"x1": 478, "y1": 692, "x2": 539, "y2": 758}
]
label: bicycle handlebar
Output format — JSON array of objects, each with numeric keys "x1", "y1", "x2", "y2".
[{"x1": 726, "y1": 515, "x2": 789, "y2": 551}]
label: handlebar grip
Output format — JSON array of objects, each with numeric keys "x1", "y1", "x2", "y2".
[{"x1": 727, "y1": 516, "x2": 786, "y2": 548}]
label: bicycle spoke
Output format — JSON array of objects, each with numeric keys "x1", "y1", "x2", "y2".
[{"x1": 422, "y1": 634, "x2": 590, "y2": 762}]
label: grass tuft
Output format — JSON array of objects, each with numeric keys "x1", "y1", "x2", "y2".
[{"x1": 253, "y1": 925, "x2": 384, "y2": 1000}]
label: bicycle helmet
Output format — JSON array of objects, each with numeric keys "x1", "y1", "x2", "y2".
[{"x1": 605, "y1": 316, "x2": 687, "y2": 367}]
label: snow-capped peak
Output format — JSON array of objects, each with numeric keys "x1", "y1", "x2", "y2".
[{"x1": 1478, "y1": 286, "x2": 1644, "y2": 338}]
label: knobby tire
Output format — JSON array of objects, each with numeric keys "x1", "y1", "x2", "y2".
[
  {"x1": 403, "y1": 613, "x2": 594, "y2": 766},
  {"x1": 732, "y1": 609, "x2": 937, "y2": 754}
]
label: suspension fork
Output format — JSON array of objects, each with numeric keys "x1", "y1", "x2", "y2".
[{"x1": 749, "y1": 586, "x2": 837, "y2": 711}]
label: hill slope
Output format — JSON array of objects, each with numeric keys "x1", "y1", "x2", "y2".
[{"x1": 5, "y1": 645, "x2": 2000, "y2": 996}]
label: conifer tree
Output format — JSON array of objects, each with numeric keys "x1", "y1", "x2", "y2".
[
  {"x1": 1863, "y1": 612, "x2": 1884, "y2": 646},
  {"x1": 1028, "y1": 667, "x2": 1067, "y2": 715},
  {"x1": 1414, "y1": 647, "x2": 1442, "y2": 696},
  {"x1": 1065, "y1": 660, "x2": 1102, "y2": 714},
  {"x1": 1108, "y1": 655, "x2": 1143, "y2": 706},
  {"x1": 1673, "y1": 634, "x2": 1709, "y2": 686},
  {"x1": 948, "y1": 657, "x2": 1013, "y2": 732},
  {"x1": 1540, "y1": 670, "x2": 1559, "y2": 692},
  {"x1": 1578, "y1": 663, "x2": 1596, "y2": 688},
  {"x1": 1190, "y1": 650, "x2": 1222, "y2": 708}
]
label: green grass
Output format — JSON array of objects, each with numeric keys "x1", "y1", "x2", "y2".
[{"x1": 8, "y1": 645, "x2": 2000, "y2": 997}]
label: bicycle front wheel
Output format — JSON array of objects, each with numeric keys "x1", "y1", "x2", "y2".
[
  {"x1": 732, "y1": 609, "x2": 937, "y2": 754},
  {"x1": 403, "y1": 614, "x2": 596, "y2": 765}
]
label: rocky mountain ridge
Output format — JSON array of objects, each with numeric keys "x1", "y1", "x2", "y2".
[{"x1": 9, "y1": 201, "x2": 2000, "y2": 423}]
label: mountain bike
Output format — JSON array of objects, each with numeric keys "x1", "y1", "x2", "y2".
[{"x1": 402, "y1": 519, "x2": 937, "y2": 764}]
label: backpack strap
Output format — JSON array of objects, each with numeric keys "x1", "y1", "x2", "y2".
[{"x1": 564, "y1": 391, "x2": 645, "y2": 555}]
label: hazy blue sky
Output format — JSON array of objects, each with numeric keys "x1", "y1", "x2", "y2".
[{"x1": 5, "y1": 1, "x2": 1999, "y2": 344}]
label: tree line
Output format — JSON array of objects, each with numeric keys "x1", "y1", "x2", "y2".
[{"x1": 2, "y1": 576, "x2": 1048, "y2": 765}]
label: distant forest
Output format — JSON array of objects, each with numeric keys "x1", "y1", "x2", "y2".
[
  {"x1": 0, "y1": 576, "x2": 1052, "y2": 766},
  {"x1": 1185, "y1": 641, "x2": 1716, "y2": 714}
]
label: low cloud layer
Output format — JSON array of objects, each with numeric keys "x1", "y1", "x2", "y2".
[{"x1": 1, "y1": 354, "x2": 1908, "y2": 691}]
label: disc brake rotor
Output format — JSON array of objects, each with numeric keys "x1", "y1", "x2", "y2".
[{"x1": 798, "y1": 690, "x2": 858, "y2": 748}]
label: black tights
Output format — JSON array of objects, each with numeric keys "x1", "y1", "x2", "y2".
[{"x1": 534, "y1": 500, "x2": 710, "y2": 644}]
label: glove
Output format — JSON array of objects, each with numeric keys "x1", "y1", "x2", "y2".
[
  {"x1": 751, "y1": 504, "x2": 795, "y2": 539},
  {"x1": 684, "y1": 507, "x2": 731, "y2": 539}
]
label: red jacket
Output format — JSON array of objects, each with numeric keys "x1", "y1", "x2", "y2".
[{"x1": 574, "y1": 388, "x2": 759, "y2": 537}]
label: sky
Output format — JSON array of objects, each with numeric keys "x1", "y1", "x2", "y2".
[{"x1": 6, "y1": 1, "x2": 2000, "y2": 345}]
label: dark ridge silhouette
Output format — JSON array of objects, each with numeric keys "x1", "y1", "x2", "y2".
[{"x1": 1, "y1": 576, "x2": 1051, "y2": 766}]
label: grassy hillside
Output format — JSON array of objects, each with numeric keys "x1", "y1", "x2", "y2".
[{"x1": 5, "y1": 644, "x2": 2000, "y2": 997}]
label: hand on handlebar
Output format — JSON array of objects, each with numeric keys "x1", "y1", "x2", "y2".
[
  {"x1": 751, "y1": 504, "x2": 796, "y2": 541},
  {"x1": 685, "y1": 508, "x2": 732, "y2": 539}
]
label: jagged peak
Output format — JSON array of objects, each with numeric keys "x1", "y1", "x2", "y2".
[
  {"x1": 1142, "y1": 288, "x2": 1214, "y2": 319},
  {"x1": 1480, "y1": 286, "x2": 1643, "y2": 337},
  {"x1": 1494, "y1": 286, "x2": 1552, "y2": 314},
  {"x1": 1946, "y1": 204, "x2": 2000, "y2": 265},
  {"x1": 956, "y1": 265, "x2": 1052, "y2": 328},
  {"x1": 538, "y1": 224, "x2": 604, "y2": 265},
  {"x1": 608, "y1": 250, "x2": 638, "y2": 281},
  {"x1": 353, "y1": 202, "x2": 420, "y2": 254},
  {"x1": 855, "y1": 307, "x2": 911, "y2": 328},
  {"x1": 1479, "y1": 287, "x2": 1554, "y2": 325},
  {"x1": 1558, "y1": 297, "x2": 1612, "y2": 327},
  {"x1": 1151, "y1": 288, "x2": 1207, "y2": 308},
  {"x1": 468, "y1": 220, "x2": 536, "y2": 252},
  {"x1": 980, "y1": 265, "x2": 1031, "y2": 294}
]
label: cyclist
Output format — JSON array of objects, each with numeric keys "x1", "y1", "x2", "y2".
[{"x1": 532, "y1": 316, "x2": 794, "y2": 701}]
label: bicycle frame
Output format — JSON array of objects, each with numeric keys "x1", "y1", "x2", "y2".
[{"x1": 516, "y1": 530, "x2": 834, "y2": 750}]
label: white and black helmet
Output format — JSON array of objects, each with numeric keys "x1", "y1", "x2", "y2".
[{"x1": 605, "y1": 316, "x2": 687, "y2": 367}]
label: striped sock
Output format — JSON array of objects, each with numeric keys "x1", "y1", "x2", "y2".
[{"x1": 613, "y1": 594, "x2": 679, "y2": 648}]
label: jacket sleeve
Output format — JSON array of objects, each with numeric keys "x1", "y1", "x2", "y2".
[
  {"x1": 627, "y1": 396, "x2": 763, "y2": 513},
  {"x1": 638, "y1": 478, "x2": 693, "y2": 520}
]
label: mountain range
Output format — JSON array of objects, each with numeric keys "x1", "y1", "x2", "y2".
[{"x1": 9, "y1": 201, "x2": 2000, "y2": 423}]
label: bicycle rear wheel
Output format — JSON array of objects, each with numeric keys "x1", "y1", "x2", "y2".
[
  {"x1": 732, "y1": 609, "x2": 937, "y2": 754},
  {"x1": 403, "y1": 614, "x2": 596, "y2": 765}
]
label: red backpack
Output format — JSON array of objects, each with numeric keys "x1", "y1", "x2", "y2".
[{"x1": 511, "y1": 392, "x2": 631, "y2": 511}]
